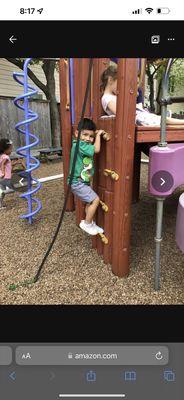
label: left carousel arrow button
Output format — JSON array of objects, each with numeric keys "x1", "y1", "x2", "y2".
[
  {"x1": 9, "y1": 371, "x2": 16, "y2": 380},
  {"x1": 9, "y1": 35, "x2": 17, "y2": 44}
]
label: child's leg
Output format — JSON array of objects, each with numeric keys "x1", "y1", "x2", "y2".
[
  {"x1": 85, "y1": 197, "x2": 100, "y2": 224},
  {"x1": 84, "y1": 197, "x2": 104, "y2": 233},
  {"x1": 0, "y1": 186, "x2": 5, "y2": 208},
  {"x1": 71, "y1": 181, "x2": 103, "y2": 234},
  {"x1": 166, "y1": 117, "x2": 184, "y2": 125}
]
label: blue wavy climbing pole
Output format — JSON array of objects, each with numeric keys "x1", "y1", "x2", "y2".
[{"x1": 13, "y1": 58, "x2": 42, "y2": 224}]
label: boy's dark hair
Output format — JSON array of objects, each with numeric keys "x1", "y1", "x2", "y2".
[
  {"x1": 0, "y1": 138, "x2": 13, "y2": 154},
  {"x1": 77, "y1": 118, "x2": 96, "y2": 132}
]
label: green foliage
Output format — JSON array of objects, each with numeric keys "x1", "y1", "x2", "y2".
[{"x1": 148, "y1": 58, "x2": 184, "y2": 95}]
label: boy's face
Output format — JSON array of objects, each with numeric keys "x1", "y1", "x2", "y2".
[{"x1": 75, "y1": 129, "x2": 95, "y2": 144}]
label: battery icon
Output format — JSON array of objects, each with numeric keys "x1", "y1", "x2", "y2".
[{"x1": 157, "y1": 8, "x2": 170, "y2": 14}]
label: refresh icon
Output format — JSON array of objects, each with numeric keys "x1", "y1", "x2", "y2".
[{"x1": 155, "y1": 351, "x2": 163, "y2": 360}]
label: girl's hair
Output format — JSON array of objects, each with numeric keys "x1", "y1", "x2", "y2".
[
  {"x1": 100, "y1": 64, "x2": 118, "y2": 93},
  {"x1": 0, "y1": 138, "x2": 13, "y2": 155}
]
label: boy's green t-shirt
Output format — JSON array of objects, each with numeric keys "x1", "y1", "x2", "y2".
[{"x1": 67, "y1": 139, "x2": 95, "y2": 185}]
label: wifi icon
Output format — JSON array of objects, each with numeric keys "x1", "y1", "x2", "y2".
[{"x1": 145, "y1": 7, "x2": 154, "y2": 14}]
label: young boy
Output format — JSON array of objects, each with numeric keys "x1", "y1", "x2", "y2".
[{"x1": 67, "y1": 118, "x2": 104, "y2": 235}]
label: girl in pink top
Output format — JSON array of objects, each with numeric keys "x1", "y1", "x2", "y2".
[{"x1": 0, "y1": 138, "x2": 14, "y2": 209}]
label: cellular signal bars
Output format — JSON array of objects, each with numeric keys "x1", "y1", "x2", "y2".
[{"x1": 132, "y1": 9, "x2": 142, "y2": 14}]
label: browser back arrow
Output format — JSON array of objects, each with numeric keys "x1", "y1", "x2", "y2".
[
  {"x1": 9, "y1": 35, "x2": 17, "y2": 44},
  {"x1": 9, "y1": 371, "x2": 16, "y2": 380}
]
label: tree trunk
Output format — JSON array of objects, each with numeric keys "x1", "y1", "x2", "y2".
[
  {"x1": 42, "y1": 60, "x2": 61, "y2": 147},
  {"x1": 155, "y1": 78, "x2": 162, "y2": 114},
  {"x1": 147, "y1": 65, "x2": 155, "y2": 113},
  {"x1": 6, "y1": 58, "x2": 61, "y2": 147}
]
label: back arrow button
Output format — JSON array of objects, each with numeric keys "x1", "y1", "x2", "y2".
[
  {"x1": 9, "y1": 371, "x2": 16, "y2": 380},
  {"x1": 9, "y1": 35, "x2": 17, "y2": 44}
]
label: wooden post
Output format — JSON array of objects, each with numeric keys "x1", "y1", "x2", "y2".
[
  {"x1": 59, "y1": 59, "x2": 74, "y2": 211},
  {"x1": 132, "y1": 143, "x2": 141, "y2": 203},
  {"x1": 112, "y1": 59, "x2": 137, "y2": 277}
]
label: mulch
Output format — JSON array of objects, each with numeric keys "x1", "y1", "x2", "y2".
[{"x1": 0, "y1": 160, "x2": 184, "y2": 304}]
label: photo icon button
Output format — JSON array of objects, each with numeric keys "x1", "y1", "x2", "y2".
[{"x1": 151, "y1": 35, "x2": 160, "y2": 44}]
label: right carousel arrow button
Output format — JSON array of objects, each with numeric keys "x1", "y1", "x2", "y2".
[{"x1": 160, "y1": 177, "x2": 165, "y2": 186}]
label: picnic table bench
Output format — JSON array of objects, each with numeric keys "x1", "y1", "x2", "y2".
[
  {"x1": 39, "y1": 147, "x2": 62, "y2": 162},
  {"x1": 10, "y1": 151, "x2": 40, "y2": 160}
]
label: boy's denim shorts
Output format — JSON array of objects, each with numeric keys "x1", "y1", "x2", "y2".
[{"x1": 71, "y1": 180, "x2": 98, "y2": 203}]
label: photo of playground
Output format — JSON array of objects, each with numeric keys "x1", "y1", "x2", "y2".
[{"x1": 1, "y1": 57, "x2": 184, "y2": 305}]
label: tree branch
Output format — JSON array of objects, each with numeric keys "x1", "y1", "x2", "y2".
[{"x1": 6, "y1": 58, "x2": 48, "y2": 96}]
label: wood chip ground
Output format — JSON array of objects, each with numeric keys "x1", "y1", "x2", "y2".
[{"x1": 0, "y1": 160, "x2": 184, "y2": 304}]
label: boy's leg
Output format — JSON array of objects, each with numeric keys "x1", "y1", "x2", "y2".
[
  {"x1": 85, "y1": 198, "x2": 100, "y2": 224},
  {"x1": 85, "y1": 199, "x2": 104, "y2": 234},
  {"x1": 71, "y1": 182, "x2": 103, "y2": 235}
]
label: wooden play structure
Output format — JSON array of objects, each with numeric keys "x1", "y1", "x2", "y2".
[{"x1": 59, "y1": 58, "x2": 184, "y2": 278}]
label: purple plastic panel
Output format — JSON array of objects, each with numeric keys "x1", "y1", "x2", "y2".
[
  {"x1": 149, "y1": 143, "x2": 184, "y2": 196},
  {"x1": 175, "y1": 192, "x2": 184, "y2": 252}
]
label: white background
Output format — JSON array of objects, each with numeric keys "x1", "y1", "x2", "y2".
[{"x1": 0, "y1": 0, "x2": 184, "y2": 20}]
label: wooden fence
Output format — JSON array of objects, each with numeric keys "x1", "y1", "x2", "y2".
[{"x1": 0, "y1": 96, "x2": 52, "y2": 150}]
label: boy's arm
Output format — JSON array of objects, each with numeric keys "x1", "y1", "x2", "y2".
[
  {"x1": 94, "y1": 130, "x2": 104, "y2": 153},
  {"x1": 1, "y1": 159, "x2": 8, "y2": 177}
]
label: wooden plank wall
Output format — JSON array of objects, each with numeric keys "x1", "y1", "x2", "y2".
[
  {"x1": 0, "y1": 97, "x2": 52, "y2": 150},
  {"x1": 95, "y1": 116, "x2": 116, "y2": 264},
  {"x1": 59, "y1": 58, "x2": 139, "y2": 279},
  {"x1": 112, "y1": 59, "x2": 138, "y2": 276},
  {"x1": 92, "y1": 58, "x2": 110, "y2": 251}
]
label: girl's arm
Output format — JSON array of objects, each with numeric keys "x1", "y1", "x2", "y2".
[
  {"x1": 1, "y1": 159, "x2": 8, "y2": 177},
  {"x1": 107, "y1": 100, "x2": 116, "y2": 115}
]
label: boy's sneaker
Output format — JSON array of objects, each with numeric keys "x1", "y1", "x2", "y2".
[
  {"x1": 79, "y1": 220, "x2": 99, "y2": 235},
  {"x1": 92, "y1": 221, "x2": 104, "y2": 234}
]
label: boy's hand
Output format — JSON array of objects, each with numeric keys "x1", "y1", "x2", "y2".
[
  {"x1": 96, "y1": 130, "x2": 111, "y2": 141},
  {"x1": 95, "y1": 129, "x2": 104, "y2": 136}
]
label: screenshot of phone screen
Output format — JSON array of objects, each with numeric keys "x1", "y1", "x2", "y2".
[{"x1": 0, "y1": 1, "x2": 183, "y2": 399}]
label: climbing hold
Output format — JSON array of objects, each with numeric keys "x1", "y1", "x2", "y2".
[
  {"x1": 103, "y1": 169, "x2": 119, "y2": 181},
  {"x1": 98, "y1": 233, "x2": 108, "y2": 244},
  {"x1": 100, "y1": 200, "x2": 108, "y2": 212},
  {"x1": 102, "y1": 131, "x2": 111, "y2": 141}
]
